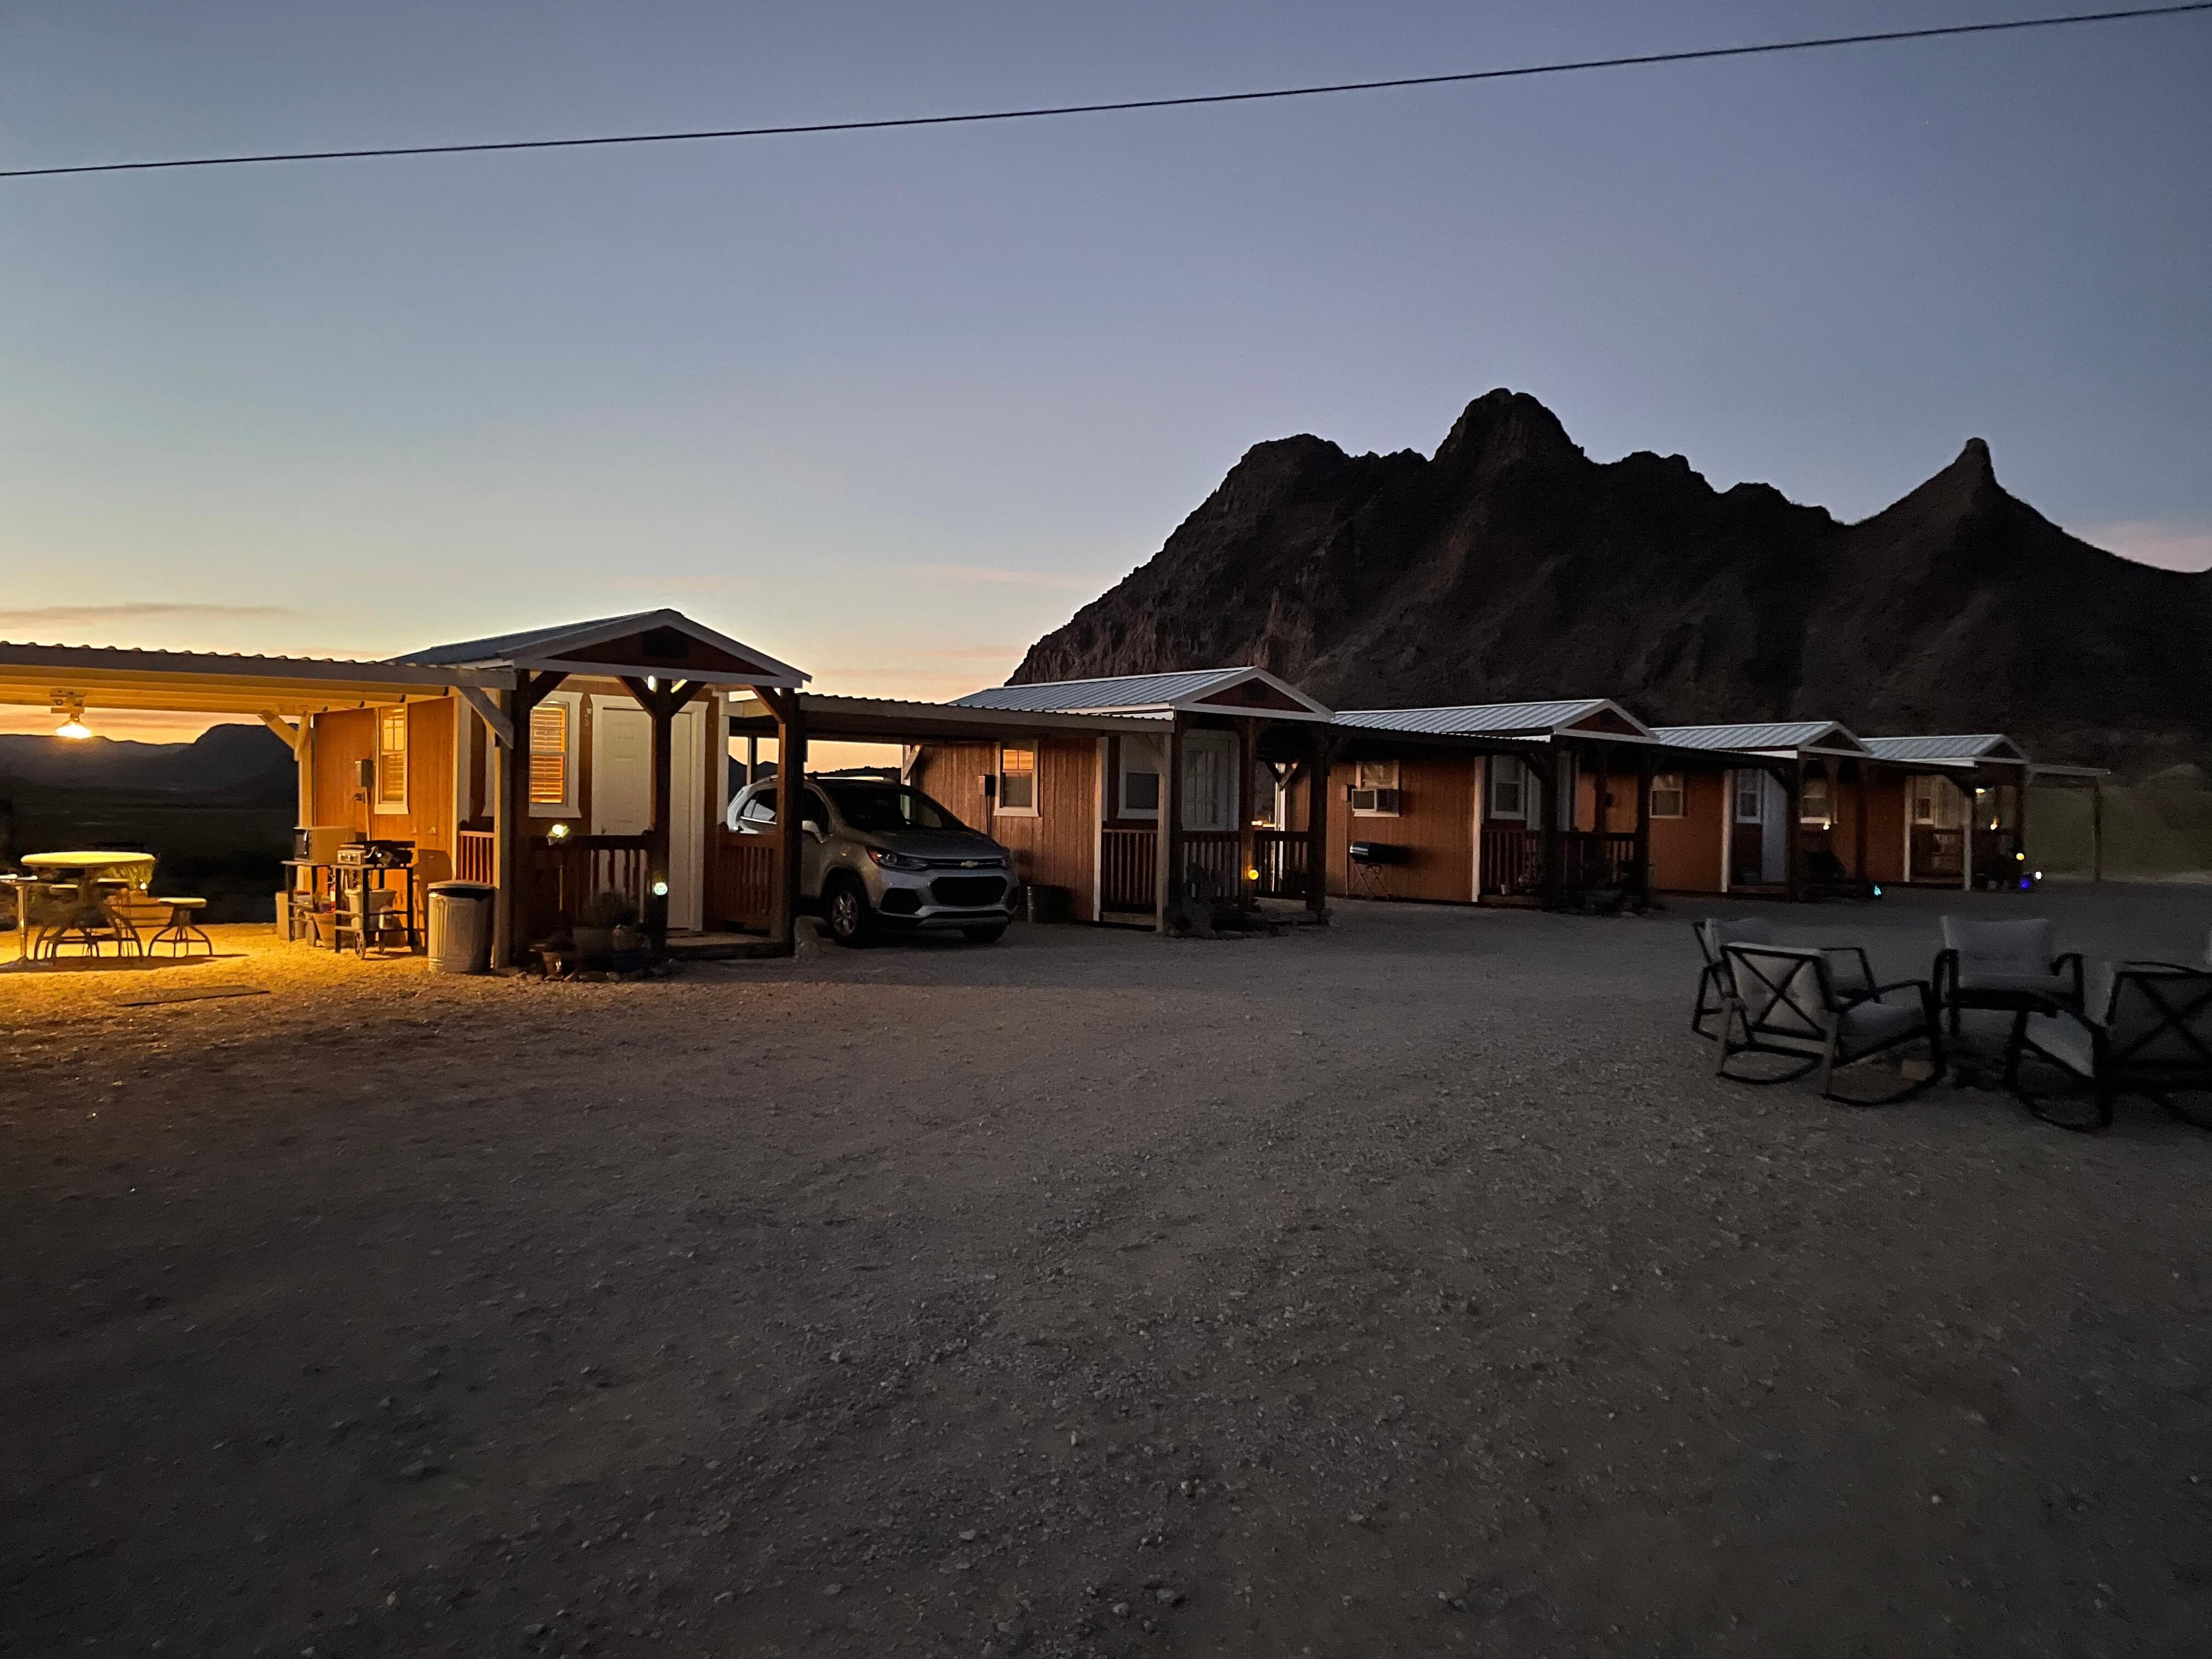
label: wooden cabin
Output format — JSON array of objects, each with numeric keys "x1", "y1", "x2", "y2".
[
  {"x1": 1646, "y1": 722, "x2": 1883, "y2": 896},
  {"x1": 931, "y1": 668, "x2": 1338, "y2": 927},
  {"x1": 1858, "y1": 734, "x2": 2037, "y2": 889},
  {"x1": 2, "y1": 611, "x2": 815, "y2": 963},
  {"x1": 1315, "y1": 699, "x2": 1698, "y2": 908}
]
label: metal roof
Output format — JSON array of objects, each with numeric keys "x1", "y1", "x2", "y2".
[
  {"x1": 1862, "y1": 734, "x2": 2026, "y2": 764},
  {"x1": 1334, "y1": 699, "x2": 1622, "y2": 737},
  {"x1": 729, "y1": 690, "x2": 1166, "y2": 740},
  {"x1": 0, "y1": 639, "x2": 510, "y2": 718},
  {"x1": 397, "y1": 608, "x2": 808, "y2": 687},
  {"x1": 953, "y1": 667, "x2": 1330, "y2": 719},
  {"x1": 1652, "y1": 721, "x2": 1870, "y2": 755}
]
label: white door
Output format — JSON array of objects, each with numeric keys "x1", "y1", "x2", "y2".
[
  {"x1": 592, "y1": 699, "x2": 707, "y2": 931},
  {"x1": 1181, "y1": 732, "x2": 1238, "y2": 831}
]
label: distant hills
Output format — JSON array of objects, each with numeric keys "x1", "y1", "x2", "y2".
[
  {"x1": 1014, "y1": 390, "x2": 2212, "y2": 777},
  {"x1": 0, "y1": 721, "x2": 294, "y2": 804}
]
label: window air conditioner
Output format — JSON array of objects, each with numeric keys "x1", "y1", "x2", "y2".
[{"x1": 1350, "y1": 786, "x2": 1402, "y2": 815}]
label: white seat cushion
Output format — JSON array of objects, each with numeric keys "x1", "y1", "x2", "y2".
[
  {"x1": 1840, "y1": 997, "x2": 1922, "y2": 1052},
  {"x1": 2021, "y1": 1010, "x2": 2096, "y2": 1078},
  {"x1": 1954, "y1": 968, "x2": 2073, "y2": 998}
]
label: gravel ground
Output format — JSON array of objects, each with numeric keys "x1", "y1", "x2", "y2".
[{"x1": 4, "y1": 885, "x2": 2211, "y2": 1658}]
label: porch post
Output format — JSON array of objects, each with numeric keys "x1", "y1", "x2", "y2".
[
  {"x1": 1305, "y1": 724, "x2": 1332, "y2": 921},
  {"x1": 491, "y1": 687, "x2": 526, "y2": 968},
  {"x1": 2091, "y1": 779, "x2": 2105, "y2": 884},
  {"x1": 763, "y1": 688, "x2": 806, "y2": 955},
  {"x1": 1157, "y1": 715, "x2": 1185, "y2": 933},
  {"x1": 1540, "y1": 748, "x2": 1562, "y2": 911},
  {"x1": 619, "y1": 676, "x2": 705, "y2": 953},
  {"x1": 1235, "y1": 718, "x2": 1257, "y2": 910},
  {"x1": 1634, "y1": 745, "x2": 1653, "y2": 904},
  {"x1": 1785, "y1": 759, "x2": 1804, "y2": 903},
  {"x1": 1853, "y1": 760, "x2": 1870, "y2": 891},
  {"x1": 1961, "y1": 772, "x2": 1976, "y2": 892}
]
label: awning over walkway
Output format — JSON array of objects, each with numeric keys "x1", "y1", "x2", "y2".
[{"x1": 0, "y1": 641, "x2": 509, "y2": 718}]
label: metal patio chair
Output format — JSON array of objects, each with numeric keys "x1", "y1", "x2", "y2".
[
  {"x1": 1932, "y1": 916, "x2": 2084, "y2": 1037},
  {"x1": 2003, "y1": 962, "x2": 2212, "y2": 1133},
  {"x1": 1717, "y1": 942, "x2": 1945, "y2": 1105}
]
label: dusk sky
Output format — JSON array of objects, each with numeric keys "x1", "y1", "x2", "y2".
[{"x1": 3, "y1": 0, "x2": 2208, "y2": 740}]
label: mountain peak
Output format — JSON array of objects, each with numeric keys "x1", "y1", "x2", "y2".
[{"x1": 1432, "y1": 389, "x2": 1584, "y2": 475}]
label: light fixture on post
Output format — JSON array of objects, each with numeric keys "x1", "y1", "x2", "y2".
[
  {"x1": 547, "y1": 820, "x2": 572, "y2": 841},
  {"x1": 51, "y1": 692, "x2": 90, "y2": 740}
]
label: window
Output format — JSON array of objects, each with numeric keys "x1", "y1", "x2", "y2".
[
  {"x1": 1649, "y1": 771, "x2": 1685, "y2": 819},
  {"x1": 1181, "y1": 734, "x2": 1235, "y2": 831},
  {"x1": 996, "y1": 741, "x2": 1038, "y2": 816},
  {"x1": 1118, "y1": 739, "x2": 1161, "y2": 819},
  {"x1": 1801, "y1": 773, "x2": 1833, "y2": 827},
  {"x1": 528, "y1": 699, "x2": 573, "y2": 812},
  {"x1": 1733, "y1": 772, "x2": 1765, "y2": 823},
  {"x1": 1488, "y1": 757, "x2": 1526, "y2": 820},
  {"x1": 739, "y1": 786, "x2": 777, "y2": 826},
  {"x1": 1350, "y1": 757, "x2": 1402, "y2": 817},
  {"x1": 375, "y1": 706, "x2": 408, "y2": 811},
  {"x1": 1910, "y1": 774, "x2": 1964, "y2": 830}
]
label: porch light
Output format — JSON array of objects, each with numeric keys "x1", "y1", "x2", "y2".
[
  {"x1": 645, "y1": 675, "x2": 658, "y2": 692},
  {"x1": 651, "y1": 878, "x2": 669, "y2": 897},
  {"x1": 1246, "y1": 866, "x2": 1261, "y2": 882},
  {"x1": 548, "y1": 821, "x2": 571, "y2": 841}
]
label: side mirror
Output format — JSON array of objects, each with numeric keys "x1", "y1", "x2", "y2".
[{"x1": 802, "y1": 820, "x2": 824, "y2": 838}]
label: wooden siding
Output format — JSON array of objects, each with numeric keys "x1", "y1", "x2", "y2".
[
  {"x1": 1859, "y1": 772, "x2": 1910, "y2": 885},
  {"x1": 1325, "y1": 755, "x2": 1477, "y2": 903},
  {"x1": 309, "y1": 700, "x2": 457, "y2": 884},
  {"x1": 1648, "y1": 769, "x2": 1727, "y2": 893},
  {"x1": 912, "y1": 737, "x2": 1100, "y2": 921}
]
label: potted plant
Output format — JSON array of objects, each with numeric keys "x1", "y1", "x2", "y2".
[{"x1": 573, "y1": 889, "x2": 638, "y2": 971}]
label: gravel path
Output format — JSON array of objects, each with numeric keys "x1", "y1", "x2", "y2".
[{"x1": 4, "y1": 887, "x2": 2210, "y2": 1657}]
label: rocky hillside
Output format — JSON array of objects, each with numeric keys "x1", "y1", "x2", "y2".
[{"x1": 1014, "y1": 391, "x2": 2212, "y2": 775}]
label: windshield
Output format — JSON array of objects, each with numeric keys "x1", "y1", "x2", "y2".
[{"x1": 820, "y1": 781, "x2": 967, "y2": 834}]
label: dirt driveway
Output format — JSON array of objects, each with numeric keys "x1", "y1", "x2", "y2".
[{"x1": 5, "y1": 888, "x2": 2211, "y2": 1657}]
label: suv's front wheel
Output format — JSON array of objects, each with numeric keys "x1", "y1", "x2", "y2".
[{"x1": 823, "y1": 874, "x2": 875, "y2": 947}]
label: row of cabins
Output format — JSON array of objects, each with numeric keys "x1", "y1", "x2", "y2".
[{"x1": 0, "y1": 612, "x2": 2086, "y2": 959}]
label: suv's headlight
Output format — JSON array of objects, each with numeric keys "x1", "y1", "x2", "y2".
[{"x1": 867, "y1": 847, "x2": 930, "y2": 872}]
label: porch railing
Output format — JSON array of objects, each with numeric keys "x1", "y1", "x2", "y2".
[
  {"x1": 457, "y1": 830, "x2": 495, "y2": 885},
  {"x1": 526, "y1": 833, "x2": 651, "y2": 942},
  {"x1": 1101, "y1": 827, "x2": 1156, "y2": 912},
  {"x1": 1180, "y1": 830, "x2": 1244, "y2": 896},
  {"x1": 1252, "y1": 829, "x2": 1310, "y2": 900},
  {"x1": 711, "y1": 832, "x2": 778, "y2": 933},
  {"x1": 1480, "y1": 828, "x2": 1641, "y2": 899}
]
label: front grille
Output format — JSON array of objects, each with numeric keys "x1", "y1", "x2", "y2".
[{"x1": 930, "y1": 875, "x2": 1007, "y2": 908}]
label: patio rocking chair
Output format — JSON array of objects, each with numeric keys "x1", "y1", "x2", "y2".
[
  {"x1": 1691, "y1": 917, "x2": 1774, "y2": 1037},
  {"x1": 2003, "y1": 962, "x2": 2212, "y2": 1133},
  {"x1": 1717, "y1": 942, "x2": 1945, "y2": 1105},
  {"x1": 1932, "y1": 916, "x2": 2084, "y2": 1038}
]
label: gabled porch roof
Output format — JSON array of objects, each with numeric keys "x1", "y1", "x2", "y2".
[
  {"x1": 953, "y1": 666, "x2": 1332, "y2": 722},
  {"x1": 1651, "y1": 720, "x2": 1873, "y2": 759},
  {"x1": 1861, "y1": 733, "x2": 2031, "y2": 768},
  {"x1": 396, "y1": 609, "x2": 807, "y2": 689},
  {"x1": 1335, "y1": 697, "x2": 1654, "y2": 741}
]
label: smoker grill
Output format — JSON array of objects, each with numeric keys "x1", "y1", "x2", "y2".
[
  {"x1": 1347, "y1": 842, "x2": 1411, "y2": 866},
  {"x1": 336, "y1": 839, "x2": 415, "y2": 869}
]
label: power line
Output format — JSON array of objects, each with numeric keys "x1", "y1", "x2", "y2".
[{"x1": 5, "y1": 2, "x2": 2208, "y2": 182}]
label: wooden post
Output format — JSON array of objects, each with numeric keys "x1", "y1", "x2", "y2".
[
  {"x1": 1235, "y1": 718, "x2": 1257, "y2": 912},
  {"x1": 1633, "y1": 745, "x2": 1653, "y2": 905},
  {"x1": 1157, "y1": 716, "x2": 1185, "y2": 933},
  {"x1": 1784, "y1": 760, "x2": 1804, "y2": 903},
  {"x1": 2091, "y1": 779, "x2": 2105, "y2": 884},
  {"x1": 1961, "y1": 773, "x2": 1977, "y2": 893},
  {"x1": 1306, "y1": 725, "x2": 1332, "y2": 921},
  {"x1": 618, "y1": 676, "x2": 706, "y2": 953},
  {"x1": 1540, "y1": 748, "x2": 1562, "y2": 911},
  {"x1": 1851, "y1": 760, "x2": 1870, "y2": 891},
  {"x1": 491, "y1": 672, "x2": 563, "y2": 967},
  {"x1": 762, "y1": 688, "x2": 806, "y2": 956}
]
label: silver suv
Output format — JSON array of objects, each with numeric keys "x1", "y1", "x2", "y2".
[{"x1": 726, "y1": 775, "x2": 1014, "y2": 946}]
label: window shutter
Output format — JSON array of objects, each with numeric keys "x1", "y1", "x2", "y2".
[{"x1": 529, "y1": 703, "x2": 569, "y2": 806}]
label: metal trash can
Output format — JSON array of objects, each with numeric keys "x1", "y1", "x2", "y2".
[{"x1": 426, "y1": 881, "x2": 495, "y2": 974}]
